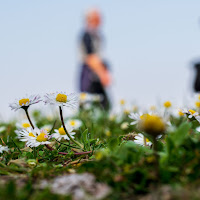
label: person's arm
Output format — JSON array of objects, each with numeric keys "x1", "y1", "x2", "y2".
[
  {"x1": 82, "y1": 33, "x2": 111, "y2": 87},
  {"x1": 85, "y1": 54, "x2": 111, "y2": 86}
]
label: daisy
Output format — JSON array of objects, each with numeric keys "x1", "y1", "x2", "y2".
[
  {"x1": 134, "y1": 133, "x2": 152, "y2": 146},
  {"x1": 129, "y1": 112, "x2": 143, "y2": 125},
  {"x1": 44, "y1": 92, "x2": 78, "y2": 109},
  {"x1": 0, "y1": 126, "x2": 6, "y2": 133},
  {"x1": 9, "y1": 95, "x2": 41, "y2": 111},
  {"x1": 163, "y1": 101, "x2": 172, "y2": 109},
  {"x1": 120, "y1": 122, "x2": 129, "y2": 130},
  {"x1": 16, "y1": 119, "x2": 33, "y2": 129},
  {"x1": 180, "y1": 109, "x2": 200, "y2": 122},
  {"x1": 15, "y1": 127, "x2": 35, "y2": 142},
  {"x1": 79, "y1": 92, "x2": 92, "y2": 103},
  {"x1": 92, "y1": 94, "x2": 103, "y2": 102},
  {"x1": 16, "y1": 128, "x2": 51, "y2": 147},
  {"x1": 51, "y1": 126, "x2": 76, "y2": 141},
  {"x1": 65, "y1": 119, "x2": 82, "y2": 130},
  {"x1": 79, "y1": 92, "x2": 103, "y2": 104},
  {"x1": 0, "y1": 145, "x2": 9, "y2": 153},
  {"x1": 41, "y1": 125, "x2": 52, "y2": 132},
  {"x1": 120, "y1": 99, "x2": 126, "y2": 106}
]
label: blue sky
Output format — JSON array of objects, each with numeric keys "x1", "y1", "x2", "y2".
[{"x1": 1, "y1": 0, "x2": 200, "y2": 119}]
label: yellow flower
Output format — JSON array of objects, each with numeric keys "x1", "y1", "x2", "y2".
[
  {"x1": 80, "y1": 93, "x2": 87, "y2": 101},
  {"x1": 19, "y1": 98, "x2": 30, "y2": 106},
  {"x1": 120, "y1": 99, "x2": 125, "y2": 106},
  {"x1": 132, "y1": 105, "x2": 138, "y2": 112},
  {"x1": 70, "y1": 120, "x2": 75, "y2": 126},
  {"x1": 189, "y1": 109, "x2": 196, "y2": 115},
  {"x1": 22, "y1": 123, "x2": 31, "y2": 128},
  {"x1": 58, "y1": 127, "x2": 66, "y2": 135},
  {"x1": 95, "y1": 152, "x2": 103, "y2": 160},
  {"x1": 56, "y1": 94, "x2": 67, "y2": 103},
  {"x1": 29, "y1": 132, "x2": 35, "y2": 137},
  {"x1": 139, "y1": 114, "x2": 165, "y2": 137},
  {"x1": 36, "y1": 132, "x2": 48, "y2": 142},
  {"x1": 123, "y1": 109, "x2": 130, "y2": 115},
  {"x1": 195, "y1": 101, "x2": 200, "y2": 108},
  {"x1": 150, "y1": 105, "x2": 156, "y2": 111},
  {"x1": 123, "y1": 164, "x2": 131, "y2": 173},
  {"x1": 146, "y1": 156, "x2": 155, "y2": 163},
  {"x1": 163, "y1": 101, "x2": 172, "y2": 108},
  {"x1": 178, "y1": 111, "x2": 184, "y2": 116},
  {"x1": 105, "y1": 130, "x2": 111, "y2": 137}
]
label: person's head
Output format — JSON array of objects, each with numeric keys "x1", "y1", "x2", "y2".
[{"x1": 85, "y1": 8, "x2": 102, "y2": 30}]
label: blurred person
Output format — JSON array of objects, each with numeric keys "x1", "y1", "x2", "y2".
[{"x1": 79, "y1": 8, "x2": 112, "y2": 110}]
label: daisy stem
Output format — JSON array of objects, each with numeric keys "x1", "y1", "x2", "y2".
[
  {"x1": 153, "y1": 137, "x2": 160, "y2": 181},
  {"x1": 33, "y1": 147, "x2": 37, "y2": 158},
  {"x1": 143, "y1": 136, "x2": 147, "y2": 146},
  {"x1": 24, "y1": 107, "x2": 34, "y2": 129},
  {"x1": 59, "y1": 106, "x2": 83, "y2": 149}
]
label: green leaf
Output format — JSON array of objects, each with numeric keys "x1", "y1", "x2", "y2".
[
  {"x1": 169, "y1": 122, "x2": 191, "y2": 147},
  {"x1": 81, "y1": 129, "x2": 90, "y2": 150},
  {"x1": 108, "y1": 137, "x2": 119, "y2": 151}
]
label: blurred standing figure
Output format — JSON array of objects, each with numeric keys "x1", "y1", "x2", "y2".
[{"x1": 79, "y1": 8, "x2": 111, "y2": 110}]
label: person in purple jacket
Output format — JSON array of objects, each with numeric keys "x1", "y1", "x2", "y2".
[{"x1": 79, "y1": 8, "x2": 111, "y2": 110}]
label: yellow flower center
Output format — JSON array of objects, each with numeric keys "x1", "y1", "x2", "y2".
[
  {"x1": 164, "y1": 101, "x2": 172, "y2": 108},
  {"x1": 105, "y1": 130, "x2": 111, "y2": 137},
  {"x1": 189, "y1": 109, "x2": 196, "y2": 115},
  {"x1": 178, "y1": 111, "x2": 184, "y2": 116},
  {"x1": 56, "y1": 94, "x2": 67, "y2": 103},
  {"x1": 140, "y1": 114, "x2": 146, "y2": 120},
  {"x1": 19, "y1": 98, "x2": 30, "y2": 106},
  {"x1": 22, "y1": 123, "x2": 31, "y2": 128},
  {"x1": 29, "y1": 132, "x2": 35, "y2": 137},
  {"x1": 70, "y1": 120, "x2": 76, "y2": 126},
  {"x1": 150, "y1": 105, "x2": 156, "y2": 111},
  {"x1": 124, "y1": 109, "x2": 130, "y2": 114},
  {"x1": 58, "y1": 127, "x2": 66, "y2": 135},
  {"x1": 95, "y1": 152, "x2": 103, "y2": 160},
  {"x1": 146, "y1": 138, "x2": 150, "y2": 143},
  {"x1": 132, "y1": 105, "x2": 138, "y2": 112},
  {"x1": 195, "y1": 101, "x2": 200, "y2": 108},
  {"x1": 120, "y1": 99, "x2": 125, "y2": 105},
  {"x1": 36, "y1": 132, "x2": 48, "y2": 142},
  {"x1": 80, "y1": 93, "x2": 87, "y2": 100},
  {"x1": 139, "y1": 114, "x2": 165, "y2": 136},
  {"x1": 44, "y1": 128, "x2": 50, "y2": 132}
]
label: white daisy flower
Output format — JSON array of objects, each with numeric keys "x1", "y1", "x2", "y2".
[
  {"x1": 41, "y1": 125, "x2": 52, "y2": 132},
  {"x1": 0, "y1": 145, "x2": 9, "y2": 153},
  {"x1": 15, "y1": 127, "x2": 35, "y2": 142},
  {"x1": 16, "y1": 128, "x2": 51, "y2": 147},
  {"x1": 129, "y1": 112, "x2": 143, "y2": 125},
  {"x1": 79, "y1": 92, "x2": 103, "y2": 104},
  {"x1": 44, "y1": 92, "x2": 78, "y2": 109},
  {"x1": 16, "y1": 120, "x2": 33, "y2": 130},
  {"x1": 180, "y1": 109, "x2": 200, "y2": 122},
  {"x1": 52, "y1": 126, "x2": 76, "y2": 141},
  {"x1": 120, "y1": 122, "x2": 129, "y2": 130},
  {"x1": 9, "y1": 95, "x2": 41, "y2": 111},
  {"x1": 65, "y1": 119, "x2": 82, "y2": 130},
  {"x1": 92, "y1": 94, "x2": 103, "y2": 102},
  {"x1": 0, "y1": 126, "x2": 6, "y2": 133},
  {"x1": 196, "y1": 126, "x2": 200, "y2": 132},
  {"x1": 134, "y1": 133, "x2": 152, "y2": 146}
]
